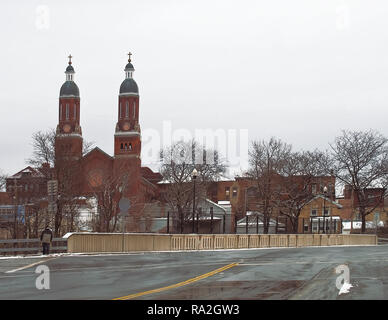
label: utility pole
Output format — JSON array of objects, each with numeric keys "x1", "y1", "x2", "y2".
[
  {"x1": 192, "y1": 168, "x2": 198, "y2": 233},
  {"x1": 13, "y1": 179, "x2": 18, "y2": 239}
]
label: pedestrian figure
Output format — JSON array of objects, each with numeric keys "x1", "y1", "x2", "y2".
[{"x1": 40, "y1": 226, "x2": 53, "y2": 255}]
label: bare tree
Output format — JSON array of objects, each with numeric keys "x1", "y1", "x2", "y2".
[
  {"x1": 276, "y1": 150, "x2": 327, "y2": 233},
  {"x1": 27, "y1": 130, "x2": 56, "y2": 167},
  {"x1": 27, "y1": 129, "x2": 94, "y2": 168},
  {"x1": 87, "y1": 163, "x2": 144, "y2": 233},
  {"x1": 246, "y1": 137, "x2": 292, "y2": 233},
  {"x1": 159, "y1": 140, "x2": 227, "y2": 232},
  {"x1": 327, "y1": 130, "x2": 388, "y2": 233},
  {"x1": 0, "y1": 170, "x2": 7, "y2": 191},
  {"x1": 26, "y1": 129, "x2": 95, "y2": 236}
]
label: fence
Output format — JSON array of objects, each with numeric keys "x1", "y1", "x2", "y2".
[
  {"x1": 66, "y1": 233, "x2": 377, "y2": 253},
  {"x1": 0, "y1": 238, "x2": 67, "y2": 256}
]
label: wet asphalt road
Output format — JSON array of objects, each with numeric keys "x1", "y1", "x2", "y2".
[{"x1": 0, "y1": 245, "x2": 387, "y2": 300}]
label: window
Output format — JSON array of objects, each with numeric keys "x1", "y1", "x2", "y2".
[
  {"x1": 312, "y1": 184, "x2": 317, "y2": 194},
  {"x1": 129, "y1": 143, "x2": 132, "y2": 151},
  {"x1": 66, "y1": 104, "x2": 69, "y2": 120},
  {"x1": 74, "y1": 104, "x2": 76, "y2": 119},
  {"x1": 225, "y1": 187, "x2": 230, "y2": 200},
  {"x1": 119, "y1": 103, "x2": 122, "y2": 119},
  {"x1": 311, "y1": 209, "x2": 317, "y2": 216},
  {"x1": 133, "y1": 101, "x2": 136, "y2": 118},
  {"x1": 125, "y1": 102, "x2": 129, "y2": 118},
  {"x1": 323, "y1": 208, "x2": 330, "y2": 216},
  {"x1": 232, "y1": 187, "x2": 238, "y2": 197},
  {"x1": 59, "y1": 104, "x2": 62, "y2": 120}
]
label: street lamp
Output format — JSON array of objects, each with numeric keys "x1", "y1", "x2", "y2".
[
  {"x1": 192, "y1": 168, "x2": 198, "y2": 233},
  {"x1": 323, "y1": 186, "x2": 328, "y2": 234}
]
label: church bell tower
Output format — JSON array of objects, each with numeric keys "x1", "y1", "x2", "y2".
[
  {"x1": 55, "y1": 55, "x2": 83, "y2": 162},
  {"x1": 113, "y1": 52, "x2": 141, "y2": 196}
]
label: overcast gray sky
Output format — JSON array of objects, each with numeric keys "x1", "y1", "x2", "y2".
[{"x1": 1, "y1": 0, "x2": 388, "y2": 176}]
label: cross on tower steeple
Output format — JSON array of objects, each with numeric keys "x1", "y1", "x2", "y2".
[
  {"x1": 68, "y1": 54, "x2": 73, "y2": 65},
  {"x1": 128, "y1": 52, "x2": 132, "y2": 62}
]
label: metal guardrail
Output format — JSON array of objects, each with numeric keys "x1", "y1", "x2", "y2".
[
  {"x1": 378, "y1": 237, "x2": 388, "y2": 244},
  {"x1": 0, "y1": 238, "x2": 67, "y2": 255}
]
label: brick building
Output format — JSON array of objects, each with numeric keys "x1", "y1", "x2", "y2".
[
  {"x1": 1, "y1": 54, "x2": 162, "y2": 236},
  {"x1": 206, "y1": 175, "x2": 336, "y2": 231},
  {"x1": 53, "y1": 53, "x2": 162, "y2": 232},
  {"x1": 337, "y1": 185, "x2": 387, "y2": 226}
]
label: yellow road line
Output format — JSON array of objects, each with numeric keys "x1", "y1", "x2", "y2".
[{"x1": 113, "y1": 262, "x2": 239, "y2": 300}]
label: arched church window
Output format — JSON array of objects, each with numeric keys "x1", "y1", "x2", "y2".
[
  {"x1": 60, "y1": 104, "x2": 62, "y2": 120},
  {"x1": 74, "y1": 104, "x2": 76, "y2": 119},
  {"x1": 125, "y1": 102, "x2": 129, "y2": 118},
  {"x1": 66, "y1": 104, "x2": 69, "y2": 120},
  {"x1": 119, "y1": 102, "x2": 122, "y2": 119},
  {"x1": 129, "y1": 143, "x2": 132, "y2": 151},
  {"x1": 133, "y1": 101, "x2": 136, "y2": 119},
  {"x1": 120, "y1": 143, "x2": 123, "y2": 150}
]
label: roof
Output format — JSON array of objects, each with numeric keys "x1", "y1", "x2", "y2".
[
  {"x1": 82, "y1": 147, "x2": 113, "y2": 160},
  {"x1": 60, "y1": 81, "x2": 80, "y2": 97},
  {"x1": 141, "y1": 177, "x2": 159, "y2": 191},
  {"x1": 119, "y1": 78, "x2": 139, "y2": 95},
  {"x1": 125, "y1": 62, "x2": 134, "y2": 71},
  {"x1": 204, "y1": 198, "x2": 227, "y2": 213},
  {"x1": 237, "y1": 214, "x2": 281, "y2": 226},
  {"x1": 302, "y1": 194, "x2": 343, "y2": 209},
  {"x1": 66, "y1": 65, "x2": 75, "y2": 73},
  {"x1": 141, "y1": 167, "x2": 163, "y2": 183},
  {"x1": 9, "y1": 166, "x2": 45, "y2": 179}
]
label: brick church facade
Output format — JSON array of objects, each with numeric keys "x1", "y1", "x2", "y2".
[{"x1": 54, "y1": 53, "x2": 162, "y2": 231}]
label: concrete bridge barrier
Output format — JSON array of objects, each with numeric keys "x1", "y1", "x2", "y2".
[
  {"x1": 200, "y1": 235, "x2": 214, "y2": 250},
  {"x1": 214, "y1": 235, "x2": 225, "y2": 249},
  {"x1": 184, "y1": 235, "x2": 200, "y2": 250},
  {"x1": 279, "y1": 235, "x2": 288, "y2": 247},
  {"x1": 269, "y1": 235, "x2": 280, "y2": 247},
  {"x1": 171, "y1": 235, "x2": 185, "y2": 250},
  {"x1": 288, "y1": 235, "x2": 297, "y2": 247},
  {"x1": 320, "y1": 235, "x2": 329, "y2": 246},
  {"x1": 313, "y1": 234, "x2": 321, "y2": 246},
  {"x1": 249, "y1": 235, "x2": 260, "y2": 248},
  {"x1": 260, "y1": 235, "x2": 270, "y2": 248},
  {"x1": 304, "y1": 235, "x2": 314, "y2": 246},
  {"x1": 238, "y1": 235, "x2": 249, "y2": 248},
  {"x1": 66, "y1": 233, "x2": 378, "y2": 254},
  {"x1": 225, "y1": 235, "x2": 238, "y2": 249}
]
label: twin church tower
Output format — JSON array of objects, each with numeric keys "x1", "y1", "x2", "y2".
[
  {"x1": 56, "y1": 53, "x2": 140, "y2": 162},
  {"x1": 54, "y1": 53, "x2": 153, "y2": 208}
]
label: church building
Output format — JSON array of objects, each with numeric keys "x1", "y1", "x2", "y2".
[{"x1": 54, "y1": 53, "x2": 162, "y2": 231}]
